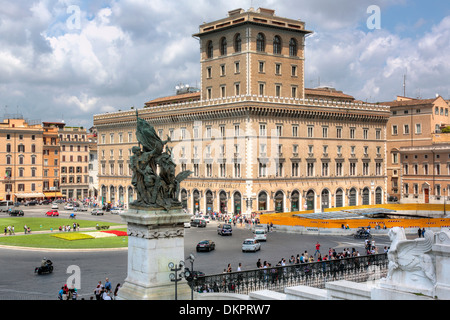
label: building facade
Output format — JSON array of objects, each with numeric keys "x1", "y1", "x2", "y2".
[
  {"x1": 93, "y1": 7, "x2": 390, "y2": 214},
  {"x1": 59, "y1": 126, "x2": 90, "y2": 200},
  {"x1": 42, "y1": 122, "x2": 63, "y2": 199},
  {"x1": 384, "y1": 96, "x2": 450, "y2": 202},
  {"x1": 0, "y1": 118, "x2": 45, "y2": 201}
]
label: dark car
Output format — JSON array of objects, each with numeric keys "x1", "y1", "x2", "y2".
[
  {"x1": 387, "y1": 196, "x2": 398, "y2": 202},
  {"x1": 196, "y1": 240, "x2": 215, "y2": 252},
  {"x1": 217, "y1": 223, "x2": 232, "y2": 236},
  {"x1": 9, "y1": 210, "x2": 24, "y2": 216},
  {"x1": 191, "y1": 218, "x2": 207, "y2": 228},
  {"x1": 25, "y1": 201, "x2": 38, "y2": 206}
]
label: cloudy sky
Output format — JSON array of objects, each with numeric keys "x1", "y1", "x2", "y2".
[{"x1": 0, "y1": 0, "x2": 449, "y2": 128}]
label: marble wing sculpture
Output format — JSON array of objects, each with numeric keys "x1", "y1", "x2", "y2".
[{"x1": 387, "y1": 227, "x2": 436, "y2": 285}]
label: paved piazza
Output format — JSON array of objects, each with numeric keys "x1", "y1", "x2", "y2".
[{"x1": 0, "y1": 205, "x2": 393, "y2": 300}]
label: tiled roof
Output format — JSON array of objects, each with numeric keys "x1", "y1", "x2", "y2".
[{"x1": 145, "y1": 92, "x2": 200, "y2": 105}]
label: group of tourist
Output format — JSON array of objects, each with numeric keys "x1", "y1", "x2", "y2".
[
  {"x1": 57, "y1": 277, "x2": 121, "y2": 300},
  {"x1": 92, "y1": 278, "x2": 120, "y2": 300},
  {"x1": 58, "y1": 223, "x2": 80, "y2": 232},
  {"x1": 222, "y1": 242, "x2": 391, "y2": 275},
  {"x1": 3, "y1": 225, "x2": 15, "y2": 235}
]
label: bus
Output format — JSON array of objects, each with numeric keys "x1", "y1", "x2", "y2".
[{"x1": 0, "y1": 200, "x2": 13, "y2": 212}]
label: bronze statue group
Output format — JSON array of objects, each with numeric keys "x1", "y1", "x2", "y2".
[{"x1": 129, "y1": 114, "x2": 192, "y2": 211}]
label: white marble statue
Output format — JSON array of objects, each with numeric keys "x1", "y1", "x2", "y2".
[{"x1": 385, "y1": 227, "x2": 436, "y2": 291}]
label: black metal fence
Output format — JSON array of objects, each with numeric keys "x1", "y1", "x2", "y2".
[{"x1": 192, "y1": 254, "x2": 388, "y2": 295}]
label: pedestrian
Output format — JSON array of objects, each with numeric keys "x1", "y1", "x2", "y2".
[
  {"x1": 114, "y1": 283, "x2": 121, "y2": 300},
  {"x1": 422, "y1": 228, "x2": 425, "y2": 238},
  {"x1": 237, "y1": 263, "x2": 242, "y2": 272},
  {"x1": 58, "y1": 287, "x2": 64, "y2": 300},
  {"x1": 418, "y1": 227, "x2": 422, "y2": 238},
  {"x1": 314, "y1": 242, "x2": 321, "y2": 257},
  {"x1": 94, "y1": 281, "x2": 103, "y2": 300},
  {"x1": 105, "y1": 278, "x2": 112, "y2": 291},
  {"x1": 256, "y1": 259, "x2": 261, "y2": 268}
]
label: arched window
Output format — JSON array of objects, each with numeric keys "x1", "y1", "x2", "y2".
[
  {"x1": 273, "y1": 35, "x2": 282, "y2": 55},
  {"x1": 206, "y1": 40, "x2": 213, "y2": 59},
  {"x1": 289, "y1": 38, "x2": 298, "y2": 57},
  {"x1": 234, "y1": 33, "x2": 242, "y2": 53},
  {"x1": 220, "y1": 37, "x2": 227, "y2": 56},
  {"x1": 256, "y1": 33, "x2": 265, "y2": 52}
]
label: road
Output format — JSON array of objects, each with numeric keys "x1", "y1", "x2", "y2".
[{"x1": 0, "y1": 205, "x2": 392, "y2": 300}]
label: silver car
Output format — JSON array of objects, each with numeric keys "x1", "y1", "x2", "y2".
[{"x1": 242, "y1": 239, "x2": 261, "y2": 252}]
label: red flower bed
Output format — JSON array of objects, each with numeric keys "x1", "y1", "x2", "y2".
[{"x1": 101, "y1": 230, "x2": 128, "y2": 237}]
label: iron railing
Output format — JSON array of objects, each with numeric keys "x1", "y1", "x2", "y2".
[{"x1": 192, "y1": 253, "x2": 388, "y2": 295}]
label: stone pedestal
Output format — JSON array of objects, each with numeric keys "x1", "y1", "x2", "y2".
[{"x1": 116, "y1": 205, "x2": 192, "y2": 300}]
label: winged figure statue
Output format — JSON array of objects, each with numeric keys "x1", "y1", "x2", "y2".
[
  {"x1": 386, "y1": 227, "x2": 436, "y2": 287},
  {"x1": 129, "y1": 112, "x2": 192, "y2": 211}
]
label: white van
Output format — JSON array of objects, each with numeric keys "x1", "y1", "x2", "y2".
[
  {"x1": 253, "y1": 228, "x2": 267, "y2": 241},
  {"x1": 0, "y1": 200, "x2": 13, "y2": 212}
]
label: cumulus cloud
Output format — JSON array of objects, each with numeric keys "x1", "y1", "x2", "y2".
[{"x1": 0, "y1": 0, "x2": 448, "y2": 128}]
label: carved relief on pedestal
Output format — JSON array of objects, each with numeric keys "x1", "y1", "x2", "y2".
[
  {"x1": 382, "y1": 227, "x2": 436, "y2": 294},
  {"x1": 127, "y1": 223, "x2": 184, "y2": 239}
]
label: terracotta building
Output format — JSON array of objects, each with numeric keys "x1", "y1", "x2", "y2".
[
  {"x1": 93, "y1": 7, "x2": 390, "y2": 214},
  {"x1": 42, "y1": 122, "x2": 64, "y2": 199},
  {"x1": 0, "y1": 117, "x2": 44, "y2": 201},
  {"x1": 383, "y1": 95, "x2": 450, "y2": 203}
]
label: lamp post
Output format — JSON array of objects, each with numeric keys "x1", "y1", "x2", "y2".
[
  {"x1": 186, "y1": 253, "x2": 196, "y2": 300},
  {"x1": 168, "y1": 260, "x2": 189, "y2": 300}
]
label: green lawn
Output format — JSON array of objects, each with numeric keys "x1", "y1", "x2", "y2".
[
  {"x1": 0, "y1": 231, "x2": 128, "y2": 249},
  {"x1": 0, "y1": 218, "x2": 127, "y2": 249},
  {"x1": 1, "y1": 217, "x2": 120, "y2": 233}
]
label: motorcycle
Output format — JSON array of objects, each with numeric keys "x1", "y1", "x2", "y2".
[{"x1": 35, "y1": 260, "x2": 53, "y2": 275}]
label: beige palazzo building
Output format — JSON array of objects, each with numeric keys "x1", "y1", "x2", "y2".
[
  {"x1": 383, "y1": 95, "x2": 450, "y2": 203},
  {"x1": 0, "y1": 117, "x2": 45, "y2": 201},
  {"x1": 93, "y1": 7, "x2": 390, "y2": 214}
]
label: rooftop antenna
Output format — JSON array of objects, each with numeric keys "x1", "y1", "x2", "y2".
[{"x1": 403, "y1": 72, "x2": 407, "y2": 97}]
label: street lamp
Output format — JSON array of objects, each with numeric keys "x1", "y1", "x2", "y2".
[
  {"x1": 186, "y1": 253, "x2": 196, "y2": 300},
  {"x1": 168, "y1": 260, "x2": 189, "y2": 300}
]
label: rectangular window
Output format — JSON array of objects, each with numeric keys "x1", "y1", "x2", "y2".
[
  {"x1": 259, "y1": 83, "x2": 265, "y2": 96},
  {"x1": 234, "y1": 62, "x2": 240, "y2": 74},
  {"x1": 307, "y1": 126, "x2": 314, "y2": 138},
  {"x1": 275, "y1": 63, "x2": 281, "y2": 75},
  {"x1": 291, "y1": 65, "x2": 297, "y2": 77},
  {"x1": 275, "y1": 85, "x2": 281, "y2": 97},
  {"x1": 292, "y1": 125, "x2": 298, "y2": 137}
]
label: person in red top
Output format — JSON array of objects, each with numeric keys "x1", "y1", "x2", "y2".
[{"x1": 314, "y1": 242, "x2": 321, "y2": 258}]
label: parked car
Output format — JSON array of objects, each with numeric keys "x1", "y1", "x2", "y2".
[
  {"x1": 253, "y1": 228, "x2": 267, "y2": 241},
  {"x1": 76, "y1": 206, "x2": 88, "y2": 212},
  {"x1": 51, "y1": 203, "x2": 59, "y2": 210},
  {"x1": 9, "y1": 210, "x2": 24, "y2": 216},
  {"x1": 91, "y1": 209, "x2": 104, "y2": 216},
  {"x1": 242, "y1": 239, "x2": 261, "y2": 252},
  {"x1": 217, "y1": 223, "x2": 232, "y2": 236},
  {"x1": 196, "y1": 240, "x2": 215, "y2": 252},
  {"x1": 45, "y1": 210, "x2": 59, "y2": 217},
  {"x1": 191, "y1": 218, "x2": 207, "y2": 228},
  {"x1": 64, "y1": 204, "x2": 74, "y2": 210},
  {"x1": 184, "y1": 222, "x2": 191, "y2": 228},
  {"x1": 25, "y1": 201, "x2": 38, "y2": 206}
]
